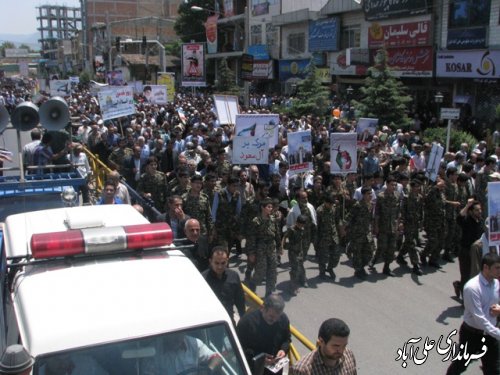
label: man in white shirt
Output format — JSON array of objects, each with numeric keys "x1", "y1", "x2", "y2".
[{"x1": 446, "y1": 253, "x2": 500, "y2": 374}]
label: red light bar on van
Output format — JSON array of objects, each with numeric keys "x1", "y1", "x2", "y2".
[{"x1": 30, "y1": 223, "x2": 173, "y2": 259}]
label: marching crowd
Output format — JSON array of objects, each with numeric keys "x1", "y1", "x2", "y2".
[{"x1": 2, "y1": 81, "x2": 500, "y2": 374}]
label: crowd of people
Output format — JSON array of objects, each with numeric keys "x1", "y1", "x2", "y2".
[{"x1": 2, "y1": 79, "x2": 500, "y2": 373}]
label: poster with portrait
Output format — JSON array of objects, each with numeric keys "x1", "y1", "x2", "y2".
[
  {"x1": 157, "y1": 72, "x2": 175, "y2": 102},
  {"x1": 287, "y1": 131, "x2": 313, "y2": 175},
  {"x1": 181, "y1": 43, "x2": 206, "y2": 87},
  {"x1": 213, "y1": 94, "x2": 239, "y2": 125},
  {"x1": 235, "y1": 114, "x2": 279, "y2": 148},
  {"x1": 488, "y1": 182, "x2": 500, "y2": 246},
  {"x1": 143, "y1": 85, "x2": 168, "y2": 104},
  {"x1": 232, "y1": 136, "x2": 269, "y2": 165},
  {"x1": 330, "y1": 133, "x2": 357, "y2": 175},
  {"x1": 356, "y1": 117, "x2": 378, "y2": 148},
  {"x1": 107, "y1": 70, "x2": 124, "y2": 86},
  {"x1": 49, "y1": 80, "x2": 71, "y2": 97}
]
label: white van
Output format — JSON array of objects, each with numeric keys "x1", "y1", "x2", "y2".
[{"x1": 0, "y1": 204, "x2": 251, "y2": 375}]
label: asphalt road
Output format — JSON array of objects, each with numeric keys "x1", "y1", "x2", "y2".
[{"x1": 230, "y1": 247, "x2": 483, "y2": 374}]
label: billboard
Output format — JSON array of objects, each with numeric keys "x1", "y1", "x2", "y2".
[
  {"x1": 181, "y1": 43, "x2": 206, "y2": 87},
  {"x1": 363, "y1": 0, "x2": 428, "y2": 21},
  {"x1": 368, "y1": 20, "x2": 432, "y2": 49},
  {"x1": 436, "y1": 50, "x2": 500, "y2": 79},
  {"x1": 308, "y1": 17, "x2": 340, "y2": 52}
]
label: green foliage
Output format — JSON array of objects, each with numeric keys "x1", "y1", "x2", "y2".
[
  {"x1": 18, "y1": 43, "x2": 35, "y2": 53},
  {"x1": 79, "y1": 71, "x2": 90, "y2": 84},
  {"x1": 284, "y1": 61, "x2": 330, "y2": 118},
  {"x1": 0, "y1": 41, "x2": 15, "y2": 57},
  {"x1": 174, "y1": 0, "x2": 214, "y2": 43},
  {"x1": 352, "y1": 49, "x2": 413, "y2": 129},
  {"x1": 423, "y1": 127, "x2": 478, "y2": 152},
  {"x1": 164, "y1": 41, "x2": 181, "y2": 58},
  {"x1": 215, "y1": 58, "x2": 240, "y2": 95},
  {"x1": 496, "y1": 104, "x2": 500, "y2": 119}
]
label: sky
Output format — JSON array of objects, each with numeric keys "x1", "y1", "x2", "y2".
[{"x1": 0, "y1": 0, "x2": 81, "y2": 36}]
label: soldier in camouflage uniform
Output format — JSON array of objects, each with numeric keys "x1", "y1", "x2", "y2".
[
  {"x1": 136, "y1": 156, "x2": 166, "y2": 212},
  {"x1": 398, "y1": 179, "x2": 423, "y2": 275},
  {"x1": 182, "y1": 175, "x2": 214, "y2": 240},
  {"x1": 247, "y1": 198, "x2": 281, "y2": 297},
  {"x1": 241, "y1": 181, "x2": 270, "y2": 280},
  {"x1": 421, "y1": 177, "x2": 446, "y2": 268},
  {"x1": 108, "y1": 137, "x2": 132, "y2": 172},
  {"x1": 475, "y1": 156, "x2": 496, "y2": 219},
  {"x1": 213, "y1": 177, "x2": 242, "y2": 253},
  {"x1": 345, "y1": 187, "x2": 374, "y2": 279},
  {"x1": 373, "y1": 176, "x2": 401, "y2": 276},
  {"x1": 168, "y1": 168, "x2": 191, "y2": 198},
  {"x1": 282, "y1": 214, "x2": 309, "y2": 295},
  {"x1": 443, "y1": 167, "x2": 461, "y2": 261},
  {"x1": 306, "y1": 175, "x2": 325, "y2": 209},
  {"x1": 316, "y1": 194, "x2": 344, "y2": 281}
]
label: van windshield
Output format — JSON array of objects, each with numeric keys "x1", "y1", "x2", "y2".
[{"x1": 33, "y1": 323, "x2": 248, "y2": 375}]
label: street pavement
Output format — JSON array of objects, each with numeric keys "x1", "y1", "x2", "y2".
[{"x1": 230, "y1": 249, "x2": 483, "y2": 374}]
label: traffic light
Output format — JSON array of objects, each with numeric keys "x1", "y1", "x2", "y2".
[
  {"x1": 115, "y1": 37, "x2": 121, "y2": 52},
  {"x1": 142, "y1": 36, "x2": 147, "y2": 49}
]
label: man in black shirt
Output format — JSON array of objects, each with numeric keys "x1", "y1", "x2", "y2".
[
  {"x1": 202, "y1": 246, "x2": 245, "y2": 326},
  {"x1": 236, "y1": 294, "x2": 291, "y2": 374},
  {"x1": 455, "y1": 198, "x2": 485, "y2": 299}
]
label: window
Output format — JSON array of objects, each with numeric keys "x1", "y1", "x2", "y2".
[
  {"x1": 448, "y1": 0, "x2": 491, "y2": 28},
  {"x1": 288, "y1": 33, "x2": 305, "y2": 55},
  {"x1": 251, "y1": 24, "x2": 262, "y2": 45},
  {"x1": 341, "y1": 25, "x2": 361, "y2": 49},
  {"x1": 266, "y1": 23, "x2": 277, "y2": 47}
]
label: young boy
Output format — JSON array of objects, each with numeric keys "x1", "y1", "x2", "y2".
[{"x1": 283, "y1": 214, "x2": 309, "y2": 295}]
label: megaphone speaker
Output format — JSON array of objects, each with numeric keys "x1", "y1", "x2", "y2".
[
  {"x1": 11, "y1": 101, "x2": 40, "y2": 132},
  {"x1": 0, "y1": 105, "x2": 9, "y2": 134},
  {"x1": 39, "y1": 96, "x2": 70, "y2": 131}
]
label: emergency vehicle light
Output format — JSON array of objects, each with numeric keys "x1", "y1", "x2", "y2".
[{"x1": 30, "y1": 223, "x2": 173, "y2": 259}]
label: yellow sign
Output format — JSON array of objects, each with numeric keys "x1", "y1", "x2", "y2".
[
  {"x1": 315, "y1": 68, "x2": 331, "y2": 83},
  {"x1": 157, "y1": 72, "x2": 175, "y2": 102}
]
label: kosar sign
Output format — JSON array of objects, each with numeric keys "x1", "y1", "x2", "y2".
[{"x1": 436, "y1": 50, "x2": 500, "y2": 78}]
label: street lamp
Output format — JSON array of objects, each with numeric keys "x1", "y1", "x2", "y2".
[{"x1": 346, "y1": 85, "x2": 354, "y2": 97}]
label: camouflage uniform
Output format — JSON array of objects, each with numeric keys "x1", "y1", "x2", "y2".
[
  {"x1": 182, "y1": 191, "x2": 214, "y2": 237},
  {"x1": 345, "y1": 200, "x2": 374, "y2": 271},
  {"x1": 475, "y1": 169, "x2": 490, "y2": 219},
  {"x1": 247, "y1": 214, "x2": 281, "y2": 296},
  {"x1": 306, "y1": 187, "x2": 325, "y2": 209},
  {"x1": 283, "y1": 226, "x2": 308, "y2": 288},
  {"x1": 444, "y1": 179, "x2": 460, "y2": 257},
  {"x1": 137, "y1": 171, "x2": 166, "y2": 212},
  {"x1": 108, "y1": 146, "x2": 132, "y2": 172},
  {"x1": 375, "y1": 190, "x2": 401, "y2": 264},
  {"x1": 423, "y1": 185, "x2": 446, "y2": 262},
  {"x1": 316, "y1": 202, "x2": 342, "y2": 274},
  {"x1": 399, "y1": 190, "x2": 422, "y2": 266},
  {"x1": 169, "y1": 182, "x2": 189, "y2": 199},
  {"x1": 214, "y1": 189, "x2": 241, "y2": 249},
  {"x1": 298, "y1": 202, "x2": 316, "y2": 256}
]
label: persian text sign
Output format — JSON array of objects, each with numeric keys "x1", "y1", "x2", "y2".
[
  {"x1": 368, "y1": 20, "x2": 431, "y2": 48},
  {"x1": 308, "y1": 17, "x2": 340, "y2": 52},
  {"x1": 363, "y1": 0, "x2": 428, "y2": 21},
  {"x1": 447, "y1": 27, "x2": 487, "y2": 50},
  {"x1": 235, "y1": 114, "x2": 279, "y2": 148},
  {"x1": 97, "y1": 86, "x2": 135, "y2": 121},
  {"x1": 232, "y1": 136, "x2": 269, "y2": 165},
  {"x1": 376, "y1": 47, "x2": 433, "y2": 77}
]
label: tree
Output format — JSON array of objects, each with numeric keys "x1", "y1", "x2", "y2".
[
  {"x1": 290, "y1": 61, "x2": 331, "y2": 117},
  {"x1": 174, "y1": 0, "x2": 215, "y2": 43},
  {"x1": 215, "y1": 58, "x2": 239, "y2": 95},
  {"x1": 18, "y1": 44, "x2": 35, "y2": 53},
  {"x1": 0, "y1": 41, "x2": 15, "y2": 58},
  {"x1": 164, "y1": 41, "x2": 181, "y2": 58},
  {"x1": 352, "y1": 49, "x2": 412, "y2": 129}
]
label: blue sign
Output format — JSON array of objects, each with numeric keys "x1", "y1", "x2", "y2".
[
  {"x1": 447, "y1": 28, "x2": 487, "y2": 50},
  {"x1": 248, "y1": 45, "x2": 270, "y2": 60},
  {"x1": 308, "y1": 17, "x2": 340, "y2": 52},
  {"x1": 278, "y1": 59, "x2": 310, "y2": 81}
]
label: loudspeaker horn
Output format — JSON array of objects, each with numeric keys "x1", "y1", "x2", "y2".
[
  {"x1": 39, "y1": 96, "x2": 70, "y2": 131},
  {"x1": 0, "y1": 105, "x2": 9, "y2": 134},
  {"x1": 11, "y1": 101, "x2": 40, "y2": 132}
]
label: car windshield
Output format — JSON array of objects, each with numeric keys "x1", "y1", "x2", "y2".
[{"x1": 33, "y1": 323, "x2": 247, "y2": 375}]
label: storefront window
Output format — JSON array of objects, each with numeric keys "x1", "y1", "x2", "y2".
[
  {"x1": 341, "y1": 25, "x2": 361, "y2": 49},
  {"x1": 448, "y1": 0, "x2": 491, "y2": 28},
  {"x1": 251, "y1": 24, "x2": 262, "y2": 45},
  {"x1": 288, "y1": 33, "x2": 305, "y2": 55}
]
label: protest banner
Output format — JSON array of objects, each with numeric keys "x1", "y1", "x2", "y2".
[
  {"x1": 288, "y1": 131, "x2": 313, "y2": 174},
  {"x1": 157, "y1": 72, "x2": 175, "y2": 102},
  {"x1": 356, "y1": 117, "x2": 378, "y2": 148},
  {"x1": 97, "y1": 86, "x2": 135, "y2": 121},
  {"x1": 232, "y1": 136, "x2": 269, "y2": 164},
  {"x1": 425, "y1": 143, "x2": 444, "y2": 182},
  {"x1": 143, "y1": 85, "x2": 167, "y2": 104},
  {"x1": 235, "y1": 114, "x2": 279, "y2": 148},
  {"x1": 488, "y1": 182, "x2": 500, "y2": 246},
  {"x1": 49, "y1": 80, "x2": 71, "y2": 97},
  {"x1": 181, "y1": 43, "x2": 206, "y2": 87},
  {"x1": 330, "y1": 133, "x2": 357, "y2": 174},
  {"x1": 213, "y1": 94, "x2": 239, "y2": 125}
]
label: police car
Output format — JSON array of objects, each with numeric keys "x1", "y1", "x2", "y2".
[{"x1": 0, "y1": 204, "x2": 250, "y2": 375}]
